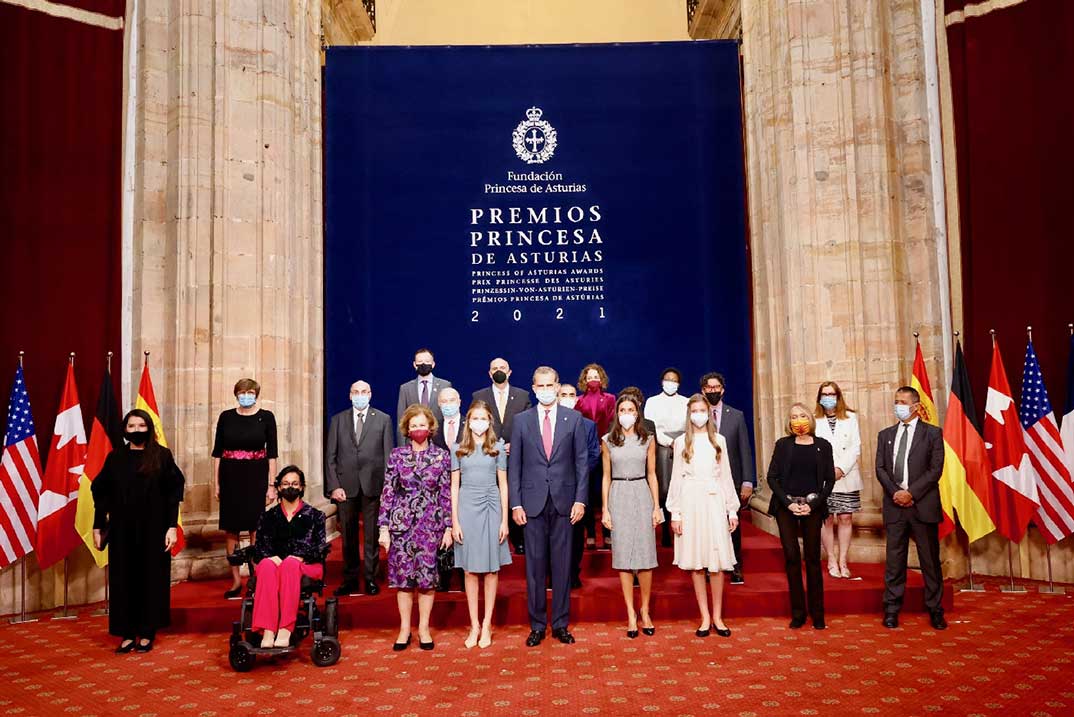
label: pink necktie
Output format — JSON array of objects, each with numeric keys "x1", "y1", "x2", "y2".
[
  {"x1": 542, "y1": 410, "x2": 553, "y2": 459},
  {"x1": 448, "y1": 419, "x2": 456, "y2": 446}
]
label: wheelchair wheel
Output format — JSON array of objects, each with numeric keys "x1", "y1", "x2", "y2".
[
  {"x1": 324, "y1": 598, "x2": 339, "y2": 637},
  {"x1": 229, "y1": 642, "x2": 256, "y2": 672},
  {"x1": 311, "y1": 636, "x2": 341, "y2": 667}
]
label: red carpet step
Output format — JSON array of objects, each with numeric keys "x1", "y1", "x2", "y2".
[{"x1": 169, "y1": 522, "x2": 953, "y2": 632}]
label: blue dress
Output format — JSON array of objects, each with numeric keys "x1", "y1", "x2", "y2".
[{"x1": 451, "y1": 440, "x2": 512, "y2": 573}]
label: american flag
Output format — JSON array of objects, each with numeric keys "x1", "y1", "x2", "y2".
[
  {"x1": 0, "y1": 366, "x2": 43, "y2": 567},
  {"x1": 1020, "y1": 339, "x2": 1074, "y2": 544}
]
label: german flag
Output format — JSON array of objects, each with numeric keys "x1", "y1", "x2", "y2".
[
  {"x1": 938, "y1": 340, "x2": 995, "y2": 542},
  {"x1": 74, "y1": 366, "x2": 120, "y2": 567},
  {"x1": 136, "y1": 356, "x2": 185, "y2": 555},
  {"x1": 911, "y1": 337, "x2": 939, "y2": 426}
]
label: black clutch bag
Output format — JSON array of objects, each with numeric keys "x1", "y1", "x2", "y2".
[{"x1": 436, "y1": 544, "x2": 455, "y2": 575}]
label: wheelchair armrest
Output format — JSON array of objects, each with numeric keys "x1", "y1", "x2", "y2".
[{"x1": 227, "y1": 546, "x2": 255, "y2": 567}]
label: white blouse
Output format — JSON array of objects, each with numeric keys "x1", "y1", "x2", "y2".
[
  {"x1": 813, "y1": 411, "x2": 863, "y2": 492},
  {"x1": 644, "y1": 392, "x2": 690, "y2": 447}
]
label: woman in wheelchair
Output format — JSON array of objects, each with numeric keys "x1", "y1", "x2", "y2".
[{"x1": 251, "y1": 465, "x2": 328, "y2": 648}]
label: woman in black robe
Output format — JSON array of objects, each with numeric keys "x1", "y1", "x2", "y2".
[{"x1": 92, "y1": 408, "x2": 185, "y2": 653}]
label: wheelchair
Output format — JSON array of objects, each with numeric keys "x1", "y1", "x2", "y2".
[{"x1": 226, "y1": 545, "x2": 341, "y2": 671}]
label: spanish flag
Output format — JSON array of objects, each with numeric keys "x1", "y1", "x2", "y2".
[
  {"x1": 911, "y1": 338, "x2": 939, "y2": 426},
  {"x1": 74, "y1": 366, "x2": 120, "y2": 567},
  {"x1": 136, "y1": 357, "x2": 186, "y2": 555},
  {"x1": 937, "y1": 341, "x2": 996, "y2": 542}
]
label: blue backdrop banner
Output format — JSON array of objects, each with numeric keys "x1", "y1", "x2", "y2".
[{"x1": 324, "y1": 41, "x2": 751, "y2": 436}]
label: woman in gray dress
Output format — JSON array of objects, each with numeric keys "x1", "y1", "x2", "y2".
[
  {"x1": 601, "y1": 394, "x2": 662, "y2": 638},
  {"x1": 450, "y1": 400, "x2": 511, "y2": 649}
]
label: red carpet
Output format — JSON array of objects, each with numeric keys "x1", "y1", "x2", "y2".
[
  {"x1": 169, "y1": 521, "x2": 952, "y2": 632},
  {"x1": 0, "y1": 578, "x2": 1068, "y2": 716}
]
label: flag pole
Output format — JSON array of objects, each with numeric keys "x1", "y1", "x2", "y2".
[
  {"x1": 52, "y1": 353, "x2": 79, "y2": 621},
  {"x1": 9, "y1": 352, "x2": 38, "y2": 625},
  {"x1": 91, "y1": 351, "x2": 112, "y2": 617},
  {"x1": 1039, "y1": 543, "x2": 1064, "y2": 595}
]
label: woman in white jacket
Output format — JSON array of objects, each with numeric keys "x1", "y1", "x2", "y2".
[{"x1": 813, "y1": 382, "x2": 862, "y2": 579}]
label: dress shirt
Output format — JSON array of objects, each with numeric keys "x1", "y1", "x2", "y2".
[
  {"x1": 710, "y1": 400, "x2": 724, "y2": 432},
  {"x1": 644, "y1": 392, "x2": 689, "y2": 447},
  {"x1": 892, "y1": 417, "x2": 919, "y2": 489},
  {"x1": 493, "y1": 383, "x2": 509, "y2": 419},
  {"x1": 444, "y1": 416, "x2": 459, "y2": 446}
]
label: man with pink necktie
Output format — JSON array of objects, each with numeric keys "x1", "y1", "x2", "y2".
[{"x1": 508, "y1": 366, "x2": 589, "y2": 647}]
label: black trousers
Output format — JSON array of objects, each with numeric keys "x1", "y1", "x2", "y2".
[
  {"x1": 883, "y1": 515, "x2": 944, "y2": 614},
  {"x1": 525, "y1": 494, "x2": 573, "y2": 631},
  {"x1": 774, "y1": 508, "x2": 825, "y2": 622},
  {"x1": 581, "y1": 465, "x2": 605, "y2": 540},
  {"x1": 656, "y1": 444, "x2": 673, "y2": 543},
  {"x1": 338, "y1": 493, "x2": 379, "y2": 584}
]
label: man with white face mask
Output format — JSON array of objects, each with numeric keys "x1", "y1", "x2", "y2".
[
  {"x1": 874, "y1": 386, "x2": 946, "y2": 631},
  {"x1": 325, "y1": 380, "x2": 395, "y2": 596},
  {"x1": 643, "y1": 369, "x2": 688, "y2": 546},
  {"x1": 508, "y1": 367, "x2": 590, "y2": 646}
]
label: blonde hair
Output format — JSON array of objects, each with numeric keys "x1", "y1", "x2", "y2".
[
  {"x1": 786, "y1": 403, "x2": 817, "y2": 436},
  {"x1": 455, "y1": 400, "x2": 500, "y2": 459},
  {"x1": 399, "y1": 403, "x2": 438, "y2": 440},
  {"x1": 682, "y1": 393, "x2": 721, "y2": 463}
]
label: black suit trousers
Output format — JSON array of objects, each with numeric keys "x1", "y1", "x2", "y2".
[
  {"x1": 883, "y1": 513, "x2": 943, "y2": 614},
  {"x1": 774, "y1": 508, "x2": 825, "y2": 622},
  {"x1": 338, "y1": 493, "x2": 379, "y2": 584}
]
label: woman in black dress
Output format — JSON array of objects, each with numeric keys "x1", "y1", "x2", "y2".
[
  {"x1": 92, "y1": 409, "x2": 185, "y2": 653},
  {"x1": 765, "y1": 403, "x2": 836, "y2": 630},
  {"x1": 213, "y1": 378, "x2": 278, "y2": 597}
]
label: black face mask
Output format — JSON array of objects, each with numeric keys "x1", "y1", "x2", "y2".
[
  {"x1": 704, "y1": 391, "x2": 723, "y2": 406},
  {"x1": 125, "y1": 430, "x2": 150, "y2": 445},
  {"x1": 415, "y1": 363, "x2": 433, "y2": 377},
  {"x1": 491, "y1": 370, "x2": 508, "y2": 385},
  {"x1": 278, "y1": 487, "x2": 303, "y2": 502}
]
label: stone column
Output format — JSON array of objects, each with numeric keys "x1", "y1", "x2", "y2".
[
  {"x1": 738, "y1": 0, "x2": 949, "y2": 564},
  {"x1": 131, "y1": 0, "x2": 325, "y2": 580}
]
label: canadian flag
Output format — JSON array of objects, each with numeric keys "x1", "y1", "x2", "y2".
[
  {"x1": 36, "y1": 363, "x2": 87, "y2": 569},
  {"x1": 983, "y1": 339, "x2": 1039, "y2": 543}
]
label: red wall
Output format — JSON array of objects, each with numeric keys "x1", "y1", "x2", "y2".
[
  {"x1": 0, "y1": 4, "x2": 125, "y2": 452},
  {"x1": 947, "y1": 0, "x2": 1074, "y2": 415}
]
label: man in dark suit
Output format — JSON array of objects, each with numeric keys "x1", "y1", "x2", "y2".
[
  {"x1": 396, "y1": 347, "x2": 453, "y2": 444},
  {"x1": 875, "y1": 386, "x2": 946, "y2": 630},
  {"x1": 509, "y1": 366, "x2": 589, "y2": 647},
  {"x1": 473, "y1": 357, "x2": 531, "y2": 553},
  {"x1": 431, "y1": 387, "x2": 464, "y2": 592},
  {"x1": 560, "y1": 383, "x2": 602, "y2": 589},
  {"x1": 325, "y1": 380, "x2": 395, "y2": 596},
  {"x1": 701, "y1": 372, "x2": 755, "y2": 584}
]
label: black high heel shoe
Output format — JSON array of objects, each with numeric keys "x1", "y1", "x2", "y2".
[
  {"x1": 419, "y1": 639, "x2": 435, "y2": 651},
  {"x1": 695, "y1": 627, "x2": 710, "y2": 638},
  {"x1": 392, "y1": 635, "x2": 412, "y2": 651},
  {"x1": 224, "y1": 585, "x2": 243, "y2": 599},
  {"x1": 134, "y1": 638, "x2": 154, "y2": 653},
  {"x1": 642, "y1": 626, "x2": 655, "y2": 636},
  {"x1": 626, "y1": 629, "x2": 638, "y2": 639},
  {"x1": 115, "y1": 639, "x2": 136, "y2": 654},
  {"x1": 715, "y1": 626, "x2": 731, "y2": 637}
]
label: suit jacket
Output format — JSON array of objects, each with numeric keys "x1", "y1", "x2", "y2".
[
  {"x1": 582, "y1": 416, "x2": 601, "y2": 472},
  {"x1": 325, "y1": 407, "x2": 394, "y2": 498},
  {"x1": 717, "y1": 403, "x2": 756, "y2": 488},
  {"x1": 472, "y1": 385, "x2": 531, "y2": 443},
  {"x1": 765, "y1": 435, "x2": 837, "y2": 518},
  {"x1": 875, "y1": 421, "x2": 945, "y2": 524},
  {"x1": 396, "y1": 376, "x2": 453, "y2": 443},
  {"x1": 508, "y1": 405, "x2": 589, "y2": 516},
  {"x1": 813, "y1": 412, "x2": 863, "y2": 492}
]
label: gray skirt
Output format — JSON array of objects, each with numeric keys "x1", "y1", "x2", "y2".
[
  {"x1": 608, "y1": 479, "x2": 658, "y2": 571},
  {"x1": 827, "y1": 490, "x2": 862, "y2": 515}
]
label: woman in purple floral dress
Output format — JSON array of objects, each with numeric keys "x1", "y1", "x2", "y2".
[{"x1": 378, "y1": 403, "x2": 453, "y2": 651}]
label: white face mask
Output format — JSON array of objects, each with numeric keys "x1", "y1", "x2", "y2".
[
  {"x1": 662, "y1": 380, "x2": 679, "y2": 396},
  {"x1": 618, "y1": 414, "x2": 637, "y2": 429},
  {"x1": 690, "y1": 411, "x2": 709, "y2": 428},
  {"x1": 469, "y1": 418, "x2": 490, "y2": 436},
  {"x1": 559, "y1": 397, "x2": 577, "y2": 410}
]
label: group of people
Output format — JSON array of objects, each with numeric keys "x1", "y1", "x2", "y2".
[{"x1": 89, "y1": 350, "x2": 948, "y2": 656}]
